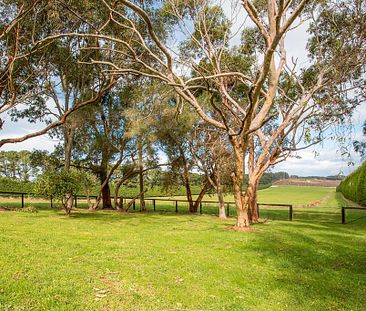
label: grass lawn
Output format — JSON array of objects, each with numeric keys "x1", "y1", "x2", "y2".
[{"x1": 0, "y1": 187, "x2": 366, "y2": 310}]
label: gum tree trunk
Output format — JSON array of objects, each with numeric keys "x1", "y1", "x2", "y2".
[
  {"x1": 100, "y1": 169, "x2": 112, "y2": 209},
  {"x1": 216, "y1": 171, "x2": 226, "y2": 219},
  {"x1": 64, "y1": 126, "x2": 74, "y2": 213},
  {"x1": 217, "y1": 187, "x2": 226, "y2": 219},
  {"x1": 184, "y1": 175, "x2": 195, "y2": 212},
  {"x1": 247, "y1": 135, "x2": 259, "y2": 223},
  {"x1": 230, "y1": 139, "x2": 249, "y2": 228},
  {"x1": 247, "y1": 179, "x2": 259, "y2": 223},
  {"x1": 193, "y1": 181, "x2": 211, "y2": 212},
  {"x1": 114, "y1": 179, "x2": 124, "y2": 210},
  {"x1": 138, "y1": 139, "x2": 146, "y2": 211}
]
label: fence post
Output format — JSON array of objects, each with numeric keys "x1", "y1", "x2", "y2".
[
  {"x1": 133, "y1": 201, "x2": 136, "y2": 210},
  {"x1": 200, "y1": 202, "x2": 202, "y2": 214},
  {"x1": 342, "y1": 207, "x2": 345, "y2": 224},
  {"x1": 21, "y1": 193, "x2": 24, "y2": 208},
  {"x1": 74, "y1": 195, "x2": 77, "y2": 208},
  {"x1": 289, "y1": 205, "x2": 293, "y2": 221},
  {"x1": 153, "y1": 199, "x2": 156, "y2": 211},
  {"x1": 175, "y1": 200, "x2": 178, "y2": 213},
  {"x1": 50, "y1": 195, "x2": 53, "y2": 208},
  {"x1": 226, "y1": 203, "x2": 230, "y2": 217}
]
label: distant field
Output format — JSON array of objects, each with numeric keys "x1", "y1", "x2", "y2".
[{"x1": 274, "y1": 178, "x2": 341, "y2": 187}]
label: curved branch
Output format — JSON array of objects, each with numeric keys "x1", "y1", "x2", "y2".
[{"x1": 0, "y1": 79, "x2": 116, "y2": 148}]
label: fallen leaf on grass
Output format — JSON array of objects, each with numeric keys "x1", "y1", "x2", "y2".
[
  {"x1": 105, "y1": 271, "x2": 119, "y2": 275},
  {"x1": 95, "y1": 294, "x2": 108, "y2": 298},
  {"x1": 94, "y1": 287, "x2": 110, "y2": 299}
]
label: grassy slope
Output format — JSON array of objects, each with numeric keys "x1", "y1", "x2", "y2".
[{"x1": 0, "y1": 188, "x2": 366, "y2": 310}]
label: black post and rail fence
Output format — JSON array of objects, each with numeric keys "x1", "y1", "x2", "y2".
[
  {"x1": 341, "y1": 206, "x2": 366, "y2": 224},
  {"x1": 0, "y1": 191, "x2": 295, "y2": 220}
]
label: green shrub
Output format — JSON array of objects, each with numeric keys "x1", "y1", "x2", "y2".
[{"x1": 34, "y1": 170, "x2": 81, "y2": 214}]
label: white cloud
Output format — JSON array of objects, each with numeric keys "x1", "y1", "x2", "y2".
[
  {"x1": 0, "y1": 116, "x2": 57, "y2": 152},
  {"x1": 352, "y1": 104, "x2": 366, "y2": 126},
  {"x1": 273, "y1": 146, "x2": 361, "y2": 176},
  {"x1": 0, "y1": 135, "x2": 57, "y2": 152}
]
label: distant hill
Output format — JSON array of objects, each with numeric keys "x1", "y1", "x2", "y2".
[{"x1": 273, "y1": 178, "x2": 341, "y2": 188}]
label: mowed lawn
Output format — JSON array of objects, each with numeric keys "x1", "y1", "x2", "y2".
[{"x1": 0, "y1": 187, "x2": 366, "y2": 310}]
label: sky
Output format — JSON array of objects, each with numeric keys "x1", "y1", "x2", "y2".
[{"x1": 0, "y1": 1, "x2": 365, "y2": 177}]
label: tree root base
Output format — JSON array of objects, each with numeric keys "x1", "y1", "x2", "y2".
[{"x1": 226, "y1": 225, "x2": 259, "y2": 232}]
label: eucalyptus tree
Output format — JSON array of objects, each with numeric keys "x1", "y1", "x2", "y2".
[
  {"x1": 85, "y1": 0, "x2": 366, "y2": 227},
  {"x1": 353, "y1": 121, "x2": 366, "y2": 160},
  {"x1": 70, "y1": 87, "x2": 132, "y2": 209},
  {"x1": 156, "y1": 103, "x2": 212, "y2": 213},
  {"x1": 189, "y1": 126, "x2": 232, "y2": 219},
  {"x1": 0, "y1": 150, "x2": 33, "y2": 181},
  {"x1": 242, "y1": 0, "x2": 366, "y2": 223},
  {"x1": 73, "y1": 0, "x2": 326, "y2": 228},
  {"x1": 122, "y1": 81, "x2": 161, "y2": 210},
  {"x1": 8, "y1": 21, "x2": 110, "y2": 210},
  {"x1": 0, "y1": 0, "x2": 49, "y2": 118},
  {"x1": 0, "y1": 0, "x2": 115, "y2": 147},
  {"x1": 245, "y1": 75, "x2": 357, "y2": 223}
]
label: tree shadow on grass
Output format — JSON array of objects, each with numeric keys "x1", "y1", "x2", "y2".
[
  {"x1": 247, "y1": 221, "x2": 366, "y2": 309},
  {"x1": 50, "y1": 209, "x2": 217, "y2": 227}
]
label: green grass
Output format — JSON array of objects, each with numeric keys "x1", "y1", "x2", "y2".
[{"x1": 0, "y1": 187, "x2": 366, "y2": 310}]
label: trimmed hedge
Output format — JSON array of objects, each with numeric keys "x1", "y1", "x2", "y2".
[
  {"x1": 337, "y1": 161, "x2": 366, "y2": 206},
  {"x1": 0, "y1": 177, "x2": 34, "y2": 193},
  {"x1": 0, "y1": 177, "x2": 273, "y2": 198}
]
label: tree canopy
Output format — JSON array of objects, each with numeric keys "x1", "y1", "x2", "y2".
[{"x1": 0, "y1": 0, "x2": 364, "y2": 226}]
